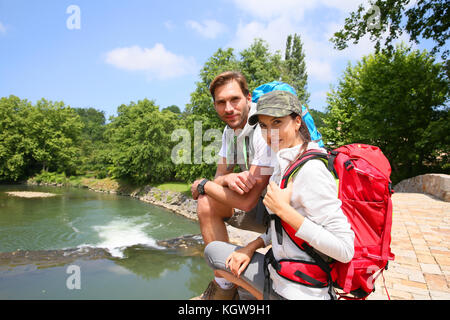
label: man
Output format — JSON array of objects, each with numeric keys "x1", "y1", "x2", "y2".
[{"x1": 191, "y1": 71, "x2": 274, "y2": 300}]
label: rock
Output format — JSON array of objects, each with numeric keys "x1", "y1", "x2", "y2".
[{"x1": 394, "y1": 174, "x2": 450, "y2": 202}]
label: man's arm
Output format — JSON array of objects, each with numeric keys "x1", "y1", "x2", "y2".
[
  {"x1": 204, "y1": 164, "x2": 272, "y2": 212},
  {"x1": 190, "y1": 157, "x2": 233, "y2": 200},
  {"x1": 213, "y1": 157, "x2": 234, "y2": 186}
]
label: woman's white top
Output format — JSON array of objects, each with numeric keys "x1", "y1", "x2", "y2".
[{"x1": 260, "y1": 142, "x2": 355, "y2": 300}]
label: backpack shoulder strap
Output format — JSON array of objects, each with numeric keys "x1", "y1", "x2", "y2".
[{"x1": 281, "y1": 149, "x2": 335, "y2": 188}]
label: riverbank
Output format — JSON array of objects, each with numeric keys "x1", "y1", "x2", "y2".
[{"x1": 25, "y1": 176, "x2": 260, "y2": 246}]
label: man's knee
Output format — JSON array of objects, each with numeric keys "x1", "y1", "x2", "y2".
[
  {"x1": 197, "y1": 195, "x2": 213, "y2": 220},
  {"x1": 197, "y1": 194, "x2": 232, "y2": 221}
]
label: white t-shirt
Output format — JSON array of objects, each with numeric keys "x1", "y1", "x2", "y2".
[{"x1": 218, "y1": 103, "x2": 275, "y2": 172}]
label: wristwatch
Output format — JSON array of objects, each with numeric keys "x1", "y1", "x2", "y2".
[{"x1": 197, "y1": 179, "x2": 209, "y2": 195}]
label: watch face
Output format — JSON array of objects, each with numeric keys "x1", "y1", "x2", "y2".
[
  {"x1": 197, "y1": 183, "x2": 205, "y2": 195},
  {"x1": 197, "y1": 179, "x2": 207, "y2": 195}
]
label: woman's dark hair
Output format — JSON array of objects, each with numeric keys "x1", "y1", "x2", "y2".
[
  {"x1": 290, "y1": 112, "x2": 310, "y2": 151},
  {"x1": 290, "y1": 112, "x2": 311, "y2": 141}
]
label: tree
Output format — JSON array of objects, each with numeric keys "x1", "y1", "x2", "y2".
[
  {"x1": 107, "y1": 99, "x2": 179, "y2": 184},
  {"x1": 28, "y1": 99, "x2": 84, "y2": 175},
  {"x1": 0, "y1": 96, "x2": 34, "y2": 181},
  {"x1": 307, "y1": 108, "x2": 327, "y2": 132},
  {"x1": 283, "y1": 34, "x2": 310, "y2": 104},
  {"x1": 163, "y1": 105, "x2": 181, "y2": 113},
  {"x1": 331, "y1": 0, "x2": 450, "y2": 59},
  {"x1": 323, "y1": 45, "x2": 449, "y2": 183},
  {"x1": 74, "y1": 107, "x2": 108, "y2": 176},
  {"x1": 239, "y1": 39, "x2": 284, "y2": 92}
]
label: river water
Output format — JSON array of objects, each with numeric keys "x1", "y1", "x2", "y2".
[{"x1": 0, "y1": 184, "x2": 212, "y2": 299}]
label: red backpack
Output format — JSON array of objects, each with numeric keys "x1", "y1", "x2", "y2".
[{"x1": 264, "y1": 143, "x2": 395, "y2": 300}]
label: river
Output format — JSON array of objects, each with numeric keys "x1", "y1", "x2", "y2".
[{"x1": 0, "y1": 184, "x2": 212, "y2": 299}]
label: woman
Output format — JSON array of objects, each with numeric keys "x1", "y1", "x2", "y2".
[{"x1": 203, "y1": 90, "x2": 355, "y2": 300}]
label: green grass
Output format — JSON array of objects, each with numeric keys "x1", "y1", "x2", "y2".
[
  {"x1": 153, "y1": 182, "x2": 192, "y2": 197},
  {"x1": 28, "y1": 171, "x2": 193, "y2": 198}
]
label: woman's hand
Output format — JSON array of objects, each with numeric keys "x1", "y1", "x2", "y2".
[
  {"x1": 225, "y1": 238, "x2": 264, "y2": 278},
  {"x1": 225, "y1": 246, "x2": 254, "y2": 278},
  {"x1": 263, "y1": 181, "x2": 293, "y2": 218}
]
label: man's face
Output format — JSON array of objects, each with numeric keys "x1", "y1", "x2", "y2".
[{"x1": 213, "y1": 80, "x2": 251, "y2": 130}]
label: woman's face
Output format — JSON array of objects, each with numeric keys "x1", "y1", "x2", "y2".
[{"x1": 258, "y1": 114, "x2": 303, "y2": 152}]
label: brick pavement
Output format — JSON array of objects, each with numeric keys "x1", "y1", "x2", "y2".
[{"x1": 368, "y1": 193, "x2": 450, "y2": 300}]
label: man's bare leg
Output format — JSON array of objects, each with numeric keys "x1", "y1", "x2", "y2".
[
  {"x1": 197, "y1": 193, "x2": 233, "y2": 245},
  {"x1": 215, "y1": 270, "x2": 263, "y2": 300}
]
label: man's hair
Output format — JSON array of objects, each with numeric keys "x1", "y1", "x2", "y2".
[{"x1": 209, "y1": 71, "x2": 249, "y2": 101}]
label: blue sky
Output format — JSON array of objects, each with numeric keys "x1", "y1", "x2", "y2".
[{"x1": 0, "y1": 0, "x2": 433, "y2": 119}]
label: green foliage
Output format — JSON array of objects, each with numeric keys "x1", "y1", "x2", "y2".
[
  {"x1": 0, "y1": 96, "x2": 83, "y2": 182},
  {"x1": 30, "y1": 170, "x2": 68, "y2": 185},
  {"x1": 106, "y1": 99, "x2": 179, "y2": 185},
  {"x1": 0, "y1": 96, "x2": 34, "y2": 181},
  {"x1": 283, "y1": 34, "x2": 310, "y2": 104},
  {"x1": 331, "y1": 0, "x2": 449, "y2": 59},
  {"x1": 307, "y1": 108, "x2": 327, "y2": 132},
  {"x1": 73, "y1": 107, "x2": 108, "y2": 177},
  {"x1": 163, "y1": 105, "x2": 181, "y2": 113},
  {"x1": 239, "y1": 39, "x2": 284, "y2": 92},
  {"x1": 323, "y1": 45, "x2": 449, "y2": 183},
  {"x1": 29, "y1": 98, "x2": 83, "y2": 175}
]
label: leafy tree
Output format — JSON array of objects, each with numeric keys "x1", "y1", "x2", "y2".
[
  {"x1": 28, "y1": 99, "x2": 84, "y2": 175},
  {"x1": 283, "y1": 34, "x2": 310, "y2": 104},
  {"x1": 0, "y1": 96, "x2": 34, "y2": 181},
  {"x1": 323, "y1": 45, "x2": 449, "y2": 183},
  {"x1": 0, "y1": 96, "x2": 84, "y2": 181},
  {"x1": 107, "y1": 99, "x2": 179, "y2": 184},
  {"x1": 163, "y1": 105, "x2": 181, "y2": 113},
  {"x1": 331, "y1": 0, "x2": 449, "y2": 59},
  {"x1": 74, "y1": 107, "x2": 106, "y2": 141},
  {"x1": 307, "y1": 108, "x2": 327, "y2": 132},
  {"x1": 74, "y1": 107, "x2": 108, "y2": 176},
  {"x1": 239, "y1": 39, "x2": 284, "y2": 92}
]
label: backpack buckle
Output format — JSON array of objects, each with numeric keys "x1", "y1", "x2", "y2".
[{"x1": 344, "y1": 160, "x2": 354, "y2": 171}]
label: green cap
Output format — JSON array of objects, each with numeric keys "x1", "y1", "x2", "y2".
[{"x1": 248, "y1": 90, "x2": 302, "y2": 126}]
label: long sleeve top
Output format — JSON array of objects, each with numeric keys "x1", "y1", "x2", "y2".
[{"x1": 260, "y1": 142, "x2": 355, "y2": 300}]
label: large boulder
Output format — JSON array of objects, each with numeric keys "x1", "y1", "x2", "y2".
[{"x1": 394, "y1": 174, "x2": 450, "y2": 202}]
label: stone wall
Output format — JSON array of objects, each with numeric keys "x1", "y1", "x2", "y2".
[{"x1": 394, "y1": 174, "x2": 450, "y2": 202}]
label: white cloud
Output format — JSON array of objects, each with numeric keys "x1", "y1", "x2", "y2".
[
  {"x1": 306, "y1": 59, "x2": 334, "y2": 83},
  {"x1": 232, "y1": 0, "x2": 316, "y2": 21},
  {"x1": 231, "y1": 0, "x2": 361, "y2": 20},
  {"x1": 164, "y1": 20, "x2": 176, "y2": 31},
  {"x1": 227, "y1": 17, "x2": 296, "y2": 52},
  {"x1": 227, "y1": 0, "x2": 381, "y2": 84},
  {"x1": 105, "y1": 44, "x2": 198, "y2": 80},
  {"x1": 186, "y1": 19, "x2": 227, "y2": 39},
  {"x1": 0, "y1": 22, "x2": 6, "y2": 34}
]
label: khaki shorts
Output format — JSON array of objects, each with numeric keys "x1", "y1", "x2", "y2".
[{"x1": 224, "y1": 197, "x2": 269, "y2": 234}]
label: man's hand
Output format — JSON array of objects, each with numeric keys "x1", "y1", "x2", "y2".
[
  {"x1": 191, "y1": 179, "x2": 203, "y2": 200},
  {"x1": 224, "y1": 171, "x2": 258, "y2": 195}
]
